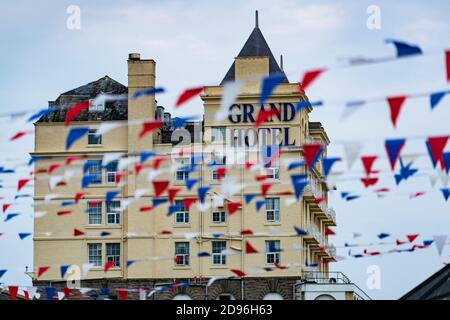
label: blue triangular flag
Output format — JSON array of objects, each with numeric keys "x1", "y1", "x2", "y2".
[
  {"x1": 152, "y1": 198, "x2": 168, "y2": 208},
  {"x1": 61, "y1": 201, "x2": 75, "y2": 206},
  {"x1": 0, "y1": 270, "x2": 7, "y2": 279},
  {"x1": 18, "y1": 232, "x2": 31, "y2": 240},
  {"x1": 185, "y1": 178, "x2": 199, "y2": 190},
  {"x1": 386, "y1": 39, "x2": 423, "y2": 57},
  {"x1": 443, "y1": 152, "x2": 450, "y2": 174},
  {"x1": 260, "y1": 73, "x2": 285, "y2": 104},
  {"x1": 441, "y1": 188, "x2": 450, "y2": 201},
  {"x1": 197, "y1": 252, "x2": 211, "y2": 257},
  {"x1": 126, "y1": 260, "x2": 136, "y2": 267},
  {"x1": 105, "y1": 191, "x2": 119, "y2": 206},
  {"x1": 167, "y1": 204, "x2": 179, "y2": 216},
  {"x1": 81, "y1": 174, "x2": 99, "y2": 189},
  {"x1": 4, "y1": 213, "x2": 19, "y2": 222},
  {"x1": 293, "y1": 181, "x2": 308, "y2": 200},
  {"x1": 423, "y1": 240, "x2": 434, "y2": 246},
  {"x1": 66, "y1": 127, "x2": 89, "y2": 150},
  {"x1": 244, "y1": 194, "x2": 257, "y2": 204},
  {"x1": 255, "y1": 200, "x2": 266, "y2": 212},
  {"x1": 100, "y1": 231, "x2": 111, "y2": 237},
  {"x1": 198, "y1": 186, "x2": 210, "y2": 203},
  {"x1": 294, "y1": 101, "x2": 311, "y2": 113},
  {"x1": 60, "y1": 265, "x2": 70, "y2": 278},
  {"x1": 28, "y1": 108, "x2": 55, "y2": 122},
  {"x1": 212, "y1": 233, "x2": 223, "y2": 238},
  {"x1": 294, "y1": 226, "x2": 308, "y2": 236},
  {"x1": 385, "y1": 138, "x2": 406, "y2": 170},
  {"x1": 430, "y1": 91, "x2": 447, "y2": 110},
  {"x1": 45, "y1": 287, "x2": 55, "y2": 300},
  {"x1": 140, "y1": 151, "x2": 156, "y2": 163},
  {"x1": 341, "y1": 192, "x2": 350, "y2": 199},
  {"x1": 346, "y1": 195, "x2": 360, "y2": 201},
  {"x1": 377, "y1": 233, "x2": 390, "y2": 239},
  {"x1": 322, "y1": 157, "x2": 340, "y2": 177},
  {"x1": 288, "y1": 161, "x2": 304, "y2": 171},
  {"x1": 132, "y1": 87, "x2": 165, "y2": 99}
]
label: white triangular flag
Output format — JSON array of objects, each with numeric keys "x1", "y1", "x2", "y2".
[
  {"x1": 82, "y1": 263, "x2": 94, "y2": 278},
  {"x1": 433, "y1": 235, "x2": 447, "y2": 256},
  {"x1": 139, "y1": 289, "x2": 147, "y2": 300},
  {"x1": 118, "y1": 157, "x2": 137, "y2": 171},
  {"x1": 285, "y1": 197, "x2": 297, "y2": 207},
  {"x1": 27, "y1": 286, "x2": 38, "y2": 300},
  {"x1": 103, "y1": 152, "x2": 125, "y2": 167},
  {"x1": 340, "y1": 100, "x2": 365, "y2": 121},
  {"x1": 57, "y1": 292, "x2": 65, "y2": 300},
  {"x1": 196, "y1": 202, "x2": 211, "y2": 212},
  {"x1": 215, "y1": 80, "x2": 244, "y2": 122},
  {"x1": 96, "y1": 122, "x2": 123, "y2": 136},
  {"x1": 34, "y1": 211, "x2": 47, "y2": 218},
  {"x1": 342, "y1": 141, "x2": 363, "y2": 170},
  {"x1": 184, "y1": 232, "x2": 200, "y2": 240},
  {"x1": 212, "y1": 194, "x2": 225, "y2": 208},
  {"x1": 49, "y1": 175, "x2": 65, "y2": 190}
]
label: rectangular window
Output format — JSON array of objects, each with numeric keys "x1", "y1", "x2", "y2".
[
  {"x1": 106, "y1": 200, "x2": 121, "y2": 224},
  {"x1": 88, "y1": 98, "x2": 105, "y2": 112},
  {"x1": 212, "y1": 241, "x2": 226, "y2": 265},
  {"x1": 265, "y1": 198, "x2": 280, "y2": 223},
  {"x1": 88, "y1": 129, "x2": 102, "y2": 145},
  {"x1": 212, "y1": 211, "x2": 226, "y2": 223},
  {"x1": 106, "y1": 243, "x2": 120, "y2": 267},
  {"x1": 105, "y1": 160, "x2": 118, "y2": 184},
  {"x1": 87, "y1": 201, "x2": 102, "y2": 225},
  {"x1": 211, "y1": 127, "x2": 226, "y2": 142},
  {"x1": 88, "y1": 243, "x2": 102, "y2": 267},
  {"x1": 174, "y1": 200, "x2": 189, "y2": 224},
  {"x1": 175, "y1": 242, "x2": 190, "y2": 266},
  {"x1": 86, "y1": 160, "x2": 102, "y2": 184},
  {"x1": 175, "y1": 158, "x2": 189, "y2": 181},
  {"x1": 265, "y1": 240, "x2": 280, "y2": 264},
  {"x1": 266, "y1": 166, "x2": 280, "y2": 179}
]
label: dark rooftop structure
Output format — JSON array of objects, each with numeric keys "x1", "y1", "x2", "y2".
[
  {"x1": 220, "y1": 11, "x2": 289, "y2": 85},
  {"x1": 400, "y1": 263, "x2": 450, "y2": 300}
]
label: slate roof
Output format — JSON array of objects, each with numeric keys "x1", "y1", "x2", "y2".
[
  {"x1": 400, "y1": 263, "x2": 450, "y2": 300},
  {"x1": 220, "y1": 26, "x2": 289, "y2": 85},
  {"x1": 37, "y1": 76, "x2": 128, "y2": 123}
]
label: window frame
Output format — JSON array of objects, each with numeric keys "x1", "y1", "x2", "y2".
[
  {"x1": 88, "y1": 243, "x2": 102, "y2": 267},
  {"x1": 211, "y1": 241, "x2": 226, "y2": 265},
  {"x1": 211, "y1": 126, "x2": 226, "y2": 143},
  {"x1": 106, "y1": 243, "x2": 121, "y2": 267},
  {"x1": 105, "y1": 160, "x2": 118, "y2": 184},
  {"x1": 174, "y1": 200, "x2": 189, "y2": 224},
  {"x1": 265, "y1": 240, "x2": 281, "y2": 265},
  {"x1": 175, "y1": 242, "x2": 190, "y2": 266},
  {"x1": 87, "y1": 201, "x2": 102, "y2": 225},
  {"x1": 88, "y1": 129, "x2": 102, "y2": 145},
  {"x1": 265, "y1": 198, "x2": 280, "y2": 223},
  {"x1": 211, "y1": 211, "x2": 226, "y2": 224},
  {"x1": 106, "y1": 200, "x2": 121, "y2": 225}
]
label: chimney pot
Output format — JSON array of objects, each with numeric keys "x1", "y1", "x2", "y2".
[{"x1": 129, "y1": 53, "x2": 141, "y2": 60}]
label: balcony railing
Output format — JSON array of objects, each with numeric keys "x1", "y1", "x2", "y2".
[{"x1": 303, "y1": 271, "x2": 351, "y2": 284}]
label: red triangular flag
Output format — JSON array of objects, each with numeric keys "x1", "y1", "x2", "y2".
[
  {"x1": 396, "y1": 239, "x2": 407, "y2": 246},
  {"x1": 73, "y1": 229, "x2": 85, "y2": 237},
  {"x1": 37, "y1": 266, "x2": 50, "y2": 278},
  {"x1": 134, "y1": 163, "x2": 144, "y2": 176},
  {"x1": 10, "y1": 131, "x2": 32, "y2": 141},
  {"x1": 74, "y1": 192, "x2": 86, "y2": 204},
  {"x1": 361, "y1": 177, "x2": 379, "y2": 188},
  {"x1": 300, "y1": 68, "x2": 326, "y2": 92},
  {"x1": 314, "y1": 197, "x2": 325, "y2": 204},
  {"x1": 153, "y1": 180, "x2": 170, "y2": 198},
  {"x1": 183, "y1": 198, "x2": 198, "y2": 211},
  {"x1": 427, "y1": 136, "x2": 449, "y2": 169},
  {"x1": 18, "y1": 178, "x2": 30, "y2": 191},
  {"x1": 57, "y1": 210, "x2": 72, "y2": 216},
  {"x1": 65, "y1": 101, "x2": 90, "y2": 126},
  {"x1": 175, "y1": 86, "x2": 204, "y2": 108},
  {"x1": 230, "y1": 269, "x2": 246, "y2": 277},
  {"x1": 240, "y1": 229, "x2": 253, "y2": 235},
  {"x1": 226, "y1": 201, "x2": 241, "y2": 215},
  {"x1": 153, "y1": 156, "x2": 169, "y2": 169},
  {"x1": 3, "y1": 203, "x2": 11, "y2": 213},
  {"x1": 303, "y1": 143, "x2": 323, "y2": 169},
  {"x1": 23, "y1": 290, "x2": 29, "y2": 300},
  {"x1": 255, "y1": 108, "x2": 280, "y2": 127},
  {"x1": 168, "y1": 188, "x2": 182, "y2": 204},
  {"x1": 104, "y1": 261, "x2": 115, "y2": 272},
  {"x1": 117, "y1": 289, "x2": 128, "y2": 300},
  {"x1": 138, "y1": 120, "x2": 163, "y2": 139},
  {"x1": 216, "y1": 166, "x2": 227, "y2": 181},
  {"x1": 325, "y1": 227, "x2": 335, "y2": 236},
  {"x1": 407, "y1": 234, "x2": 419, "y2": 242},
  {"x1": 140, "y1": 206, "x2": 153, "y2": 212},
  {"x1": 8, "y1": 286, "x2": 18, "y2": 300},
  {"x1": 261, "y1": 183, "x2": 273, "y2": 197},
  {"x1": 361, "y1": 156, "x2": 377, "y2": 176},
  {"x1": 245, "y1": 241, "x2": 258, "y2": 254},
  {"x1": 274, "y1": 262, "x2": 288, "y2": 270},
  {"x1": 387, "y1": 96, "x2": 407, "y2": 128},
  {"x1": 63, "y1": 287, "x2": 71, "y2": 299},
  {"x1": 446, "y1": 50, "x2": 450, "y2": 82},
  {"x1": 159, "y1": 230, "x2": 173, "y2": 235}
]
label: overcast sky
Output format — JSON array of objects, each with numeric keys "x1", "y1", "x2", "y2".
[{"x1": 1, "y1": 0, "x2": 450, "y2": 299}]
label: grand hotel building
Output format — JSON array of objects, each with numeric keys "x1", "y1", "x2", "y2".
[{"x1": 32, "y1": 14, "x2": 368, "y2": 300}]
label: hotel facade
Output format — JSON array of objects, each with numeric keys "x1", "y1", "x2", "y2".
[{"x1": 32, "y1": 16, "x2": 368, "y2": 300}]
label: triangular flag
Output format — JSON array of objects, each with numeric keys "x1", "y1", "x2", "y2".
[
  {"x1": 377, "y1": 233, "x2": 390, "y2": 239},
  {"x1": 198, "y1": 186, "x2": 210, "y2": 203},
  {"x1": 441, "y1": 188, "x2": 450, "y2": 201},
  {"x1": 244, "y1": 194, "x2": 257, "y2": 204},
  {"x1": 153, "y1": 180, "x2": 170, "y2": 198},
  {"x1": 104, "y1": 261, "x2": 115, "y2": 272},
  {"x1": 341, "y1": 100, "x2": 366, "y2": 121},
  {"x1": 226, "y1": 201, "x2": 241, "y2": 215},
  {"x1": 38, "y1": 266, "x2": 50, "y2": 278},
  {"x1": 426, "y1": 136, "x2": 449, "y2": 169},
  {"x1": 385, "y1": 138, "x2": 406, "y2": 170},
  {"x1": 216, "y1": 80, "x2": 244, "y2": 121},
  {"x1": 361, "y1": 156, "x2": 378, "y2": 176},
  {"x1": 443, "y1": 152, "x2": 450, "y2": 174},
  {"x1": 138, "y1": 120, "x2": 163, "y2": 139},
  {"x1": 19, "y1": 233, "x2": 32, "y2": 240},
  {"x1": 183, "y1": 198, "x2": 197, "y2": 211},
  {"x1": 245, "y1": 241, "x2": 258, "y2": 254},
  {"x1": 10, "y1": 131, "x2": 32, "y2": 141},
  {"x1": 433, "y1": 235, "x2": 447, "y2": 256},
  {"x1": 4, "y1": 213, "x2": 19, "y2": 222},
  {"x1": 322, "y1": 157, "x2": 340, "y2": 177},
  {"x1": 386, "y1": 39, "x2": 422, "y2": 58},
  {"x1": 65, "y1": 101, "x2": 89, "y2": 126},
  {"x1": 300, "y1": 68, "x2": 326, "y2": 92},
  {"x1": 8, "y1": 286, "x2": 18, "y2": 300},
  {"x1": 185, "y1": 178, "x2": 199, "y2": 190},
  {"x1": 175, "y1": 86, "x2": 204, "y2": 108},
  {"x1": 445, "y1": 50, "x2": 450, "y2": 82},
  {"x1": 66, "y1": 127, "x2": 89, "y2": 150},
  {"x1": 343, "y1": 142, "x2": 364, "y2": 170},
  {"x1": 0, "y1": 269, "x2": 7, "y2": 279},
  {"x1": 294, "y1": 226, "x2": 308, "y2": 236},
  {"x1": 407, "y1": 234, "x2": 419, "y2": 242},
  {"x1": 303, "y1": 143, "x2": 323, "y2": 170},
  {"x1": 18, "y1": 178, "x2": 31, "y2": 192},
  {"x1": 168, "y1": 188, "x2": 181, "y2": 204},
  {"x1": 230, "y1": 269, "x2": 246, "y2": 277},
  {"x1": 261, "y1": 183, "x2": 273, "y2": 197},
  {"x1": 117, "y1": 289, "x2": 128, "y2": 300},
  {"x1": 45, "y1": 287, "x2": 55, "y2": 300},
  {"x1": 260, "y1": 73, "x2": 285, "y2": 104},
  {"x1": 387, "y1": 96, "x2": 407, "y2": 128},
  {"x1": 255, "y1": 200, "x2": 266, "y2": 212},
  {"x1": 60, "y1": 265, "x2": 70, "y2": 278},
  {"x1": 73, "y1": 229, "x2": 85, "y2": 237},
  {"x1": 325, "y1": 228, "x2": 335, "y2": 236},
  {"x1": 132, "y1": 87, "x2": 165, "y2": 99},
  {"x1": 361, "y1": 177, "x2": 378, "y2": 188},
  {"x1": 430, "y1": 91, "x2": 447, "y2": 110}
]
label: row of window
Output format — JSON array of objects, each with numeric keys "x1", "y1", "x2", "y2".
[
  {"x1": 86, "y1": 198, "x2": 281, "y2": 225},
  {"x1": 87, "y1": 240, "x2": 281, "y2": 267}
]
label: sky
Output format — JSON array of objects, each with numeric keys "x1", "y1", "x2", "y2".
[{"x1": 1, "y1": 0, "x2": 450, "y2": 300}]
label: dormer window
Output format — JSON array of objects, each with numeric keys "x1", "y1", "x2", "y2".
[{"x1": 89, "y1": 98, "x2": 105, "y2": 112}]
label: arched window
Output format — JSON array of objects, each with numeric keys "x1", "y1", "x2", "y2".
[
  {"x1": 263, "y1": 293, "x2": 284, "y2": 300},
  {"x1": 216, "y1": 293, "x2": 235, "y2": 300},
  {"x1": 315, "y1": 294, "x2": 336, "y2": 300},
  {"x1": 172, "y1": 294, "x2": 192, "y2": 300}
]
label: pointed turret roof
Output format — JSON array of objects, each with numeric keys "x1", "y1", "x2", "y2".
[{"x1": 220, "y1": 11, "x2": 288, "y2": 85}]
